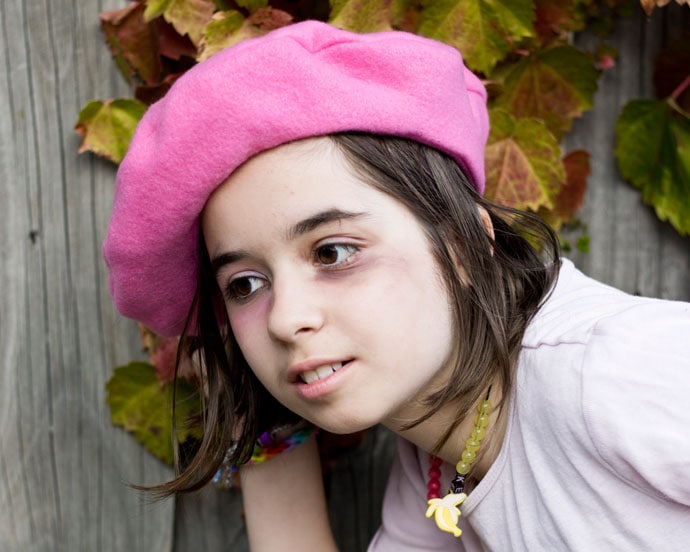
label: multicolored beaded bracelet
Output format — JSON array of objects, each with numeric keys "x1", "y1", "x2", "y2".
[{"x1": 213, "y1": 423, "x2": 318, "y2": 490}]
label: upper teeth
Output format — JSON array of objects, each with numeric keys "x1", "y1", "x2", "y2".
[{"x1": 300, "y1": 362, "x2": 343, "y2": 384}]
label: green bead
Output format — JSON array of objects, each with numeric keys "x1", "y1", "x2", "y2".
[
  {"x1": 471, "y1": 427, "x2": 485, "y2": 440},
  {"x1": 465, "y1": 438, "x2": 480, "y2": 452},
  {"x1": 475, "y1": 414, "x2": 490, "y2": 428},
  {"x1": 461, "y1": 449, "x2": 476, "y2": 463},
  {"x1": 478, "y1": 400, "x2": 491, "y2": 414},
  {"x1": 456, "y1": 461, "x2": 471, "y2": 474}
]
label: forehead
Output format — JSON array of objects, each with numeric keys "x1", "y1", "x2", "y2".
[{"x1": 201, "y1": 138, "x2": 388, "y2": 237}]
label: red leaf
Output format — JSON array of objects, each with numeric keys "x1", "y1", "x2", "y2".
[
  {"x1": 654, "y1": 33, "x2": 690, "y2": 112},
  {"x1": 138, "y1": 324, "x2": 202, "y2": 386},
  {"x1": 135, "y1": 72, "x2": 182, "y2": 105},
  {"x1": 562, "y1": 150, "x2": 590, "y2": 211},
  {"x1": 534, "y1": 0, "x2": 584, "y2": 39},
  {"x1": 151, "y1": 336, "x2": 179, "y2": 384},
  {"x1": 247, "y1": 5, "x2": 294, "y2": 31},
  {"x1": 540, "y1": 150, "x2": 590, "y2": 228},
  {"x1": 495, "y1": 45, "x2": 600, "y2": 138},
  {"x1": 154, "y1": 17, "x2": 197, "y2": 60},
  {"x1": 100, "y1": 1, "x2": 162, "y2": 85}
]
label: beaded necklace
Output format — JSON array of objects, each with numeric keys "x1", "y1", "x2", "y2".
[{"x1": 425, "y1": 390, "x2": 492, "y2": 537}]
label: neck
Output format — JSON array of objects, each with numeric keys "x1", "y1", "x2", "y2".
[{"x1": 383, "y1": 384, "x2": 506, "y2": 482}]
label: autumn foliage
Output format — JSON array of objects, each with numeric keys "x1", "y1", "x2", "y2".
[
  {"x1": 75, "y1": 0, "x2": 690, "y2": 234},
  {"x1": 77, "y1": 0, "x2": 690, "y2": 464}
]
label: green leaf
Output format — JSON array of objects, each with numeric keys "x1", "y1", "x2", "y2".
[
  {"x1": 75, "y1": 99, "x2": 147, "y2": 164},
  {"x1": 145, "y1": 0, "x2": 216, "y2": 46},
  {"x1": 418, "y1": 0, "x2": 534, "y2": 75},
  {"x1": 144, "y1": 0, "x2": 172, "y2": 21},
  {"x1": 484, "y1": 109, "x2": 564, "y2": 211},
  {"x1": 100, "y1": 2, "x2": 162, "y2": 85},
  {"x1": 198, "y1": 7, "x2": 292, "y2": 61},
  {"x1": 235, "y1": 0, "x2": 269, "y2": 13},
  {"x1": 615, "y1": 98, "x2": 690, "y2": 236},
  {"x1": 390, "y1": 0, "x2": 422, "y2": 31},
  {"x1": 494, "y1": 45, "x2": 599, "y2": 138},
  {"x1": 199, "y1": 9, "x2": 245, "y2": 60},
  {"x1": 329, "y1": 0, "x2": 394, "y2": 32},
  {"x1": 106, "y1": 362, "x2": 202, "y2": 465},
  {"x1": 576, "y1": 233, "x2": 590, "y2": 254}
]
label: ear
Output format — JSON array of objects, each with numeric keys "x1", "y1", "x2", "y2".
[{"x1": 477, "y1": 206, "x2": 495, "y2": 243}]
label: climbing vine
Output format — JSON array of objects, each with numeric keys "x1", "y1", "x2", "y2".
[{"x1": 76, "y1": 0, "x2": 690, "y2": 464}]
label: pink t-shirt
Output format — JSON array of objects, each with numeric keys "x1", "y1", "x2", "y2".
[{"x1": 370, "y1": 259, "x2": 690, "y2": 551}]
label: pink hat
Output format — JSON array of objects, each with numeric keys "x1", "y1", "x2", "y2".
[{"x1": 103, "y1": 20, "x2": 489, "y2": 336}]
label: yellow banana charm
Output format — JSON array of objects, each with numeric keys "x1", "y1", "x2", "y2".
[{"x1": 425, "y1": 492, "x2": 467, "y2": 537}]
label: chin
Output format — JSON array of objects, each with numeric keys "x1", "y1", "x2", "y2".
[{"x1": 304, "y1": 413, "x2": 377, "y2": 435}]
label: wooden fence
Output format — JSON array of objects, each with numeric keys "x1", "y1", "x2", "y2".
[{"x1": 1, "y1": 1, "x2": 688, "y2": 550}]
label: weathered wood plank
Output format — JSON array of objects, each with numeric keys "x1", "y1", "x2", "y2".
[
  {"x1": 565, "y1": 5, "x2": 690, "y2": 301},
  {"x1": 1, "y1": 2, "x2": 688, "y2": 552},
  {"x1": 0, "y1": 0, "x2": 174, "y2": 550}
]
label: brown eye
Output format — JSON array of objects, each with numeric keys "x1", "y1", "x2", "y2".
[
  {"x1": 226, "y1": 276, "x2": 265, "y2": 301},
  {"x1": 314, "y1": 244, "x2": 357, "y2": 266},
  {"x1": 230, "y1": 278, "x2": 252, "y2": 297},
  {"x1": 316, "y1": 244, "x2": 339, "y2": 265}
]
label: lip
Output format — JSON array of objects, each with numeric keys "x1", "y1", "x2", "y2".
[
  {"x1": 288, "y1": 358, "x2": 354, "y2": 399},
  {"x1": 287, "y1": 358, "x2": 348, "y2": 382}
]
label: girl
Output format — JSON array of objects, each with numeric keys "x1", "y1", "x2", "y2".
[{"x1": 103, "y1": 21, "x2": 690, "y2": 551}]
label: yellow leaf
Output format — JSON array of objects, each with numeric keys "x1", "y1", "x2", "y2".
[
  {"x1": 329, "y1": 0, "x2": 394, "y2": 32},
  {"x1": 485, "y1": 109, "x2": 564, "y2": 211},
  {"x1": 198, "y1": 8, "x2": 292, "y2": 61},
  {"x1": 75, "y1": 99, "x2": 147, "y2": 164},
  {"x1": 145, "y1": 0, "x2": 216, "y2": 47}
]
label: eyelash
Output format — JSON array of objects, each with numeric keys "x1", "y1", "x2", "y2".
[{"x1": 223, "y1": 243, "x2": 360, "y2": 304}]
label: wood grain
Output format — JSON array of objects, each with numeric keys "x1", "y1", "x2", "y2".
[
  {"x1": 0, "y1": 0, "x2": 172, "y2": 550},
  {"x1": 1, "y1": 2, "x2": 688, "y2": 551}
]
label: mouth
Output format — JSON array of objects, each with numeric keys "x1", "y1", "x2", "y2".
[{"x1": 297, "y1": 360, "x2": 351, "y2": 384}]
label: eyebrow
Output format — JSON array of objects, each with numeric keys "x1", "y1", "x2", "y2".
[
  {"x1": 210, "y1": 208, "x2": 367, "y2": 276},
  {"x1": 286, "y1": 208, "x2": 366, "y2": 240}
]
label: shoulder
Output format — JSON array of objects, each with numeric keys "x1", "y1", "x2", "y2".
[
  {"x1": 581, "y1": 298, "x2": 690, "y2": 504},
  {"x1": 521, "y1": 260, "x2": 690, "y2": 504},
  {"x1": 521, "y1": 259, "x2": 669, "y2": 349}
]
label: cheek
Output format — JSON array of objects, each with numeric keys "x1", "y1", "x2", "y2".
[
  {"x1": 378, "y1": 257, "x2": 454, "y2": 349},
  {"x1": 227, "y1": 301, "x2": 271, "y2": 365},
  {"x1": 364, "y1": 254, "x2": 450, "y2": 318}
]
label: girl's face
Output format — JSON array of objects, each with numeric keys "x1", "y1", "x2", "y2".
[{"x1": 202, "y1": 138, "x2": 455, "y2": 434}]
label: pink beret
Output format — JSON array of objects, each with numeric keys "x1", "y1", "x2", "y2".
[{"x1": 103, "y1": 20, "x2": 489, "y2": 336}]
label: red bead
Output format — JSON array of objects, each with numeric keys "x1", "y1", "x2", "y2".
[
  {"x1": 427, "y1": 491, "x2": 441, "y2": 500},
  {"x1": 429, "y1": 455, "x2": 442, "y2": 467},
  {"x1": 427, "y1": 468, "x2": 442, "y2": 479},
  {"x1": 427, "y1": 479, "x2": 441, "y2": 492}
]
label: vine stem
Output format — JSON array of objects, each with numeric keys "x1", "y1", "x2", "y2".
[{"x1": 670, "y1": 74, "x2": 690, "y2": 101}]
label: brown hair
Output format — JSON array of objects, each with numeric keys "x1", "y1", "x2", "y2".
[{"x1": 153, "y1": 132, "x2": 560, "y2": 495}]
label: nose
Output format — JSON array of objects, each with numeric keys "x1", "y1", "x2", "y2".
[{"x1": 267, "y1": 271, "x2": 324, "y2": 343}]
